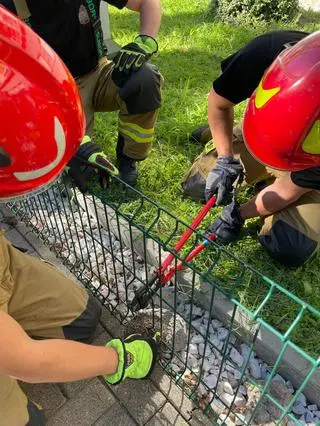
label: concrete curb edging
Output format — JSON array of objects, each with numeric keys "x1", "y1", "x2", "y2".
[{"x1": 80, "y1": 196, "x2": 320, "y2": 406}]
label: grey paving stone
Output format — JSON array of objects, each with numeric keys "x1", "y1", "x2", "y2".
[
  {"x1": 59, "y1": 378, "x2": 94, "y2": 399},
  {"x1": 150, "y1": 366, "x2": 194, "y2": 419},
  {"x1": 4, "y1": 228, "x2": 34, "y2": 252},
  {"x1": 111, "y1": 379, "x2": 166, "y2": 424},
  {"x1": 0, "y1": 221, "x2": 13, "y2": 232},
  {"x1": 20, "y1": 382, "x2": 67, "y2": 419},
  {"x1": 94, "y1": 402, "x2": 137, "y2": 426},
  {"x1": 100, "y1": 306, "x2": 126, "y2": 337},
  {"x1": 93, "y1": 331, "x2": 113, "y2": 348},
  {"x1": 48, "y1": 379, "x2": 116, "y2": 426},
  {"x1": 146, "y1": 403, "x2": 189, "y2": 426}
]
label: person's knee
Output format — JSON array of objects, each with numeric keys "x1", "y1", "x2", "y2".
[
  {"x1": 119, "y1": 63, "x2": 163, "y2": 114},
  {"x1": 62, "y1": 295, "x2": 101, "y2": 343},
  {"x1": 259, "y1": 219, "x2": 317, "y2": 267}
]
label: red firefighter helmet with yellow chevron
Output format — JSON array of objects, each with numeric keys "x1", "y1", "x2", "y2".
[
  {"x1": 0, "y1": 6, "x2": 85, "y2": 200},
  {"x1": 243, "y1": 31, "x2": 320, "y2": 171}
]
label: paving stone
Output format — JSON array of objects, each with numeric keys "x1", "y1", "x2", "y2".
[
  {"x1": 59, "y1": 378, "x2": 94, "y2": 399},
  {"x1": 20, "y1": 382, "x2": 67, "y2": 418},
  {"x1": 150, "y1": 365, "x2": 194, "y2": 419},
  {"x1": 4, "y1": 228, "x2": 34, "y2": 252},
  {"x1": 92, "y1": 328, "x2": 112, "y2": 346},
  {"x1": 146, "y1": 403, "x2": 189, "y2": 425},
  {"x1": 110, "y1": 378, "x2": 166, "y2": 424},
  {"x1": 0, "y1": 221, "x2": 13, "y2": 231},
  {"x1": 94, "y1": 402, "x2": 137, "y2": 426},
  {"x1": 48, "y1": 378, "x2": 116, "y2": 425},
  {"x1": 100, "y1": 306, "x2": 126, "y2": 337}
]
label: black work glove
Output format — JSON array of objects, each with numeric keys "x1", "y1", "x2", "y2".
[
  {"x1": 207, "y1": 200, "x2": 244, "y2": 244},
  {"x1": 68, "y1": 136, "x2": 119, "y2": 193},
  {"x1": 205, "y1": 156, "x2": 244, "y2": 205},
  {"x1": 112, "y1": 35, "x2": 158, "y2": 88}
]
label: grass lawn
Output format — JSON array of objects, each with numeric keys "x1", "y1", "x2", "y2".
[{"x1": 94, "y1": 0, "x2": 320, "y2": 355}]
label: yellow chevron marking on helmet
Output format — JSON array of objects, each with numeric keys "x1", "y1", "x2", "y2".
[
  {"x1": 302, "y1": 120, "x2": 320, "y2": 154},
  {"x1": 255, "y1": 79, "x2": 280, "y2": 109}
]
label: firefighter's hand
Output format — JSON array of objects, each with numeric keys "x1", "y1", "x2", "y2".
[
  {"x1": 68, "y1": 136, "x2": 118, "y2": 193},
  {"x1": 207, "y1": 201, "x2": 244, "y2": 244},
  {"x1": 205, "y1": 156, "x2": 243, "y2": 205},
  {"x1": 112, "y1": 35, "x2": 158, "y2": 88},
  {"x1": 104, "y1": 334, "x2": 157, "y2": 385}
]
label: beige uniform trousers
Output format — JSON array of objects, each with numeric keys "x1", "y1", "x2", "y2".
[
  {"x1": 0, "y1": 232, "x2": 101, "y2": 425},
  {"x1": 76, "y1": 57, "x2": 163, "y2": 160}
]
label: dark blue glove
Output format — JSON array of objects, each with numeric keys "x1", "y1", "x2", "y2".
[
  {"x1": 207, "y1": 201, "x2": 244, "y2": 244},
  {"x1": 205, "y1": 156, "x2": 243, "y2": 205}
]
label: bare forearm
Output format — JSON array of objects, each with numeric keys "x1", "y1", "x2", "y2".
[
  {"x1": 240, "y1": 177, "x2": 310, "y2": 219},
  {"x1": 0, "y1": 310, "x2": 117, "y2": 383},
  {"x1": 139, "y1": 0, "x2": 161, "y2": 37},
  {"x1": 208, "y1": 90, "x2": 234, "y2": 156},
  {"x1": 16, "y1": 339, "x2": 118, "y2": 383}
]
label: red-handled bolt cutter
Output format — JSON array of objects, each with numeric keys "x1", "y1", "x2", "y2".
[{"x1": 129, "y1": 196, "x2": 217, "y2": 312}]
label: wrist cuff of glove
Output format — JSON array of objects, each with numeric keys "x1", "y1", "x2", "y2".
[
  {"x1": 104, "y1": 338, "x2": 126, "y2": 385},
  {"x1": 134, "y1": 35, "x2": 158, "y2": 54},
  {"x1": 78, "y1": 136, "x2": 100, "y2": 159},
  {"x1": 217, "y1": 155, "x2": 240, "y2": 164}
]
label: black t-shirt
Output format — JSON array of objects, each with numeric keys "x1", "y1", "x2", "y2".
[
  {"x1": 213, "y1": 30, "x2": 320, "y2": 190},
  {"x1": 291, "y1": 167, "x2": 320, "y2": 190},
  {"x1": 213, "y1": 30, "x2": 308, "y2": 104},
  {"x1": 1, "y1": 0, "x2": 127, "y2": 77}
]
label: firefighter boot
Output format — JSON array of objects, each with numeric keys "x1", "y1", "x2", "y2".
[
  {"x1": 190, "y1": 125, "x2": 212, "y2": 144},
  {"x1": 116, "y1": 135, "x2": 139, "y2": 186}
]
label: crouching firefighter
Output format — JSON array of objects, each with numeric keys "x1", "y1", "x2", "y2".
[
  {"x1": 0, "y1": 9, "x2": 157, "y2": 425},
  {"x1": 1, "y1": 0, "x2": 163, "y2": 188},
  {"x1": 182, "y1": 31, "x2": 320, "y2": 267}
]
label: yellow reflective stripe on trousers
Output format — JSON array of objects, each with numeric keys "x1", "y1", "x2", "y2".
[
  {"x1": 119, "y1": 121, "x2": 154, "y2": 143},
  {"x1": 119, "y1": 120, "x2": 154, "y2": 135}
]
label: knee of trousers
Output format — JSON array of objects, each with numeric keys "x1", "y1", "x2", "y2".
[
  {"x1": 119, "y1": 63, "x2": 163, "y2": 115},
  {"x1": 62, "y1": 294, "x2": 102, "y2": 343},
  {"x1": 259, "y1": 219, "x2": 318, "y2": 267}
]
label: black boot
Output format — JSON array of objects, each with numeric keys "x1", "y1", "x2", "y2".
[
  {"x1": 190, "y1": 125, "x2": 212, "y2": 144},
  {"x1": 118, "y1": 157, "x2": 138, "y2": 186},
  {"x1": 116, "y1": 135, "x2": 138, "y2": 186}
]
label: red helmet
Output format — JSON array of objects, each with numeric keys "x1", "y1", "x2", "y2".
[
  {"x1": 243, "y1": 32, "x2": 320, "y2": 171},
  {"x1": 0, "y1": 6, "x2": 85, "y2": 200}
]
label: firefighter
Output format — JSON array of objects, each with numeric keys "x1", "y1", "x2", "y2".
[
  {"x1": 1, "y1": 0, "x2": 163, "y2": 187},
  {"x1": 0, "y1": 9, "x2": 157, "y2": 425},
  {"x1": 183, "y1": 31, "x2": 320, "y2": 266}
]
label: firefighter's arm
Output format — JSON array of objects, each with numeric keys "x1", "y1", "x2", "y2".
[
  {"x1": 239, "y1": 173, "x2": 312, "y2": 219},
  {"x1": 208, "y1": 88, "x2": 235, "y2": 157},
  {"x1": 0, "y1": 310, "x2": 118, "y2": 383},
  {"x1": 125, "y1": 0, "x2": 161, "y2": 37}
]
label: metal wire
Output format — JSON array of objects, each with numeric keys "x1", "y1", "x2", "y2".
[{"x1": 6, "y1": 175, "x2": 320, "y2": 425}]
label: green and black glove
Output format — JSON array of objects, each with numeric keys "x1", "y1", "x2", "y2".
[
  {"x1": 104, "y1": 334, "x2": 158, "y2": 385},
  {"x1": 112, "y1": 35, "x2": 158, "y2": 87},
  {"x1": 68, "y1": 136, "x2": 119, "y2": 193}
]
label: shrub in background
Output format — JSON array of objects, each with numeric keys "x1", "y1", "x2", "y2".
[{"x1": 212, "y1": 0, "x2": 299, "y2": 23}]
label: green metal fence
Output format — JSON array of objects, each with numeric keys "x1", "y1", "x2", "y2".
[{"x1": 7, "y1": 175, "x2": 320, "y2": 425}]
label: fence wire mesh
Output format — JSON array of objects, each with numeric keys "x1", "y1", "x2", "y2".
[{"x1": 6, "y1": 175, "x2": 320, "y2": 426}]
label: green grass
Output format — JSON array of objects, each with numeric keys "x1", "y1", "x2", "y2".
[{"x1": 93, "y1": 0, "x2": 320, "y2": 355}]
